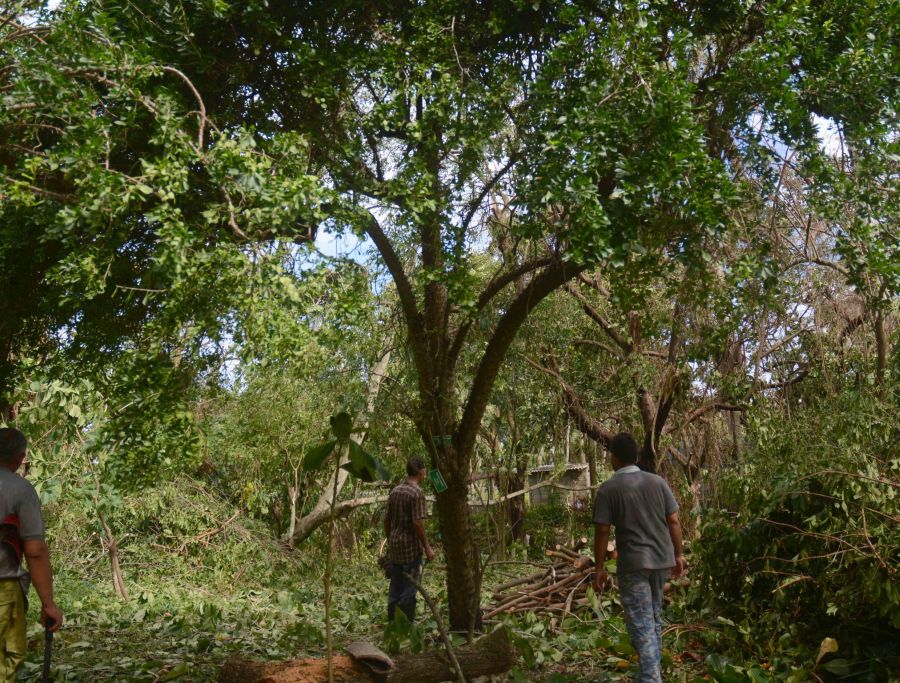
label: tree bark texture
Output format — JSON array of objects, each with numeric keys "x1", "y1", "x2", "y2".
[
  {"x1": 431, "y1": 463, "x2": 481, "y2": 634},
  {"x1": 98, "y1": 509, "x2": 129, "y2": 601}
]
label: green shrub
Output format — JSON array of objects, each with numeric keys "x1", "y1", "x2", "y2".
[
  {"x1": 524, "y1": 495, "x2": 592, "y2": 558},
  {"x1": 695, "y1": 389, "x2": 899, "y2": 679}
]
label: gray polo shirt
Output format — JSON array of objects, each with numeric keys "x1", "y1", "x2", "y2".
[
  {"x1": 593, "y1": 465, "x2": 678, "y2": 573},
  {"x1": 0, "y1": 468, "x2": 45, "y2": 582}
]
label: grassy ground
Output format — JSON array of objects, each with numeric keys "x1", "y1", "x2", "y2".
[
  {"x1": 17, "y1": 544, "x2": 712, "y2": 681},
  {"x1": 11, "y1": 480, "x2": 773, "y2": 681}
]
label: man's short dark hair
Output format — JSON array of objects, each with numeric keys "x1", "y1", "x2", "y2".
[
  {"x1": 406, "y1": 456, "x2": 426, "y2": 477},
  {"x1": 609, "y1": 432, "x2": 638, "y2": 465},
  {"x1": 0, "y1": 428, "x2": 28, "y2": 463}
]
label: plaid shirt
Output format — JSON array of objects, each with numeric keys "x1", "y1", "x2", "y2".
[{"x1": 386, "y1": 480, "x2": 427, "y2": 564}]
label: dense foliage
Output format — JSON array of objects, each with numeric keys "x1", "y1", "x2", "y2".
[
  {"x1": 697, "y1": 388, "x2": 899, "y2": 680},
  {"x1": 0, "y1": 0, "x2": 897, "y2": 680}
]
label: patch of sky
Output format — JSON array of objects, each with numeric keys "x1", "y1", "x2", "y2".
[
  {"x1": 315, "y1": 230, "x2": 368, "y2": 262},
  {"x1": 813, "y1": 115, "x2": 844, "y2": 158}
]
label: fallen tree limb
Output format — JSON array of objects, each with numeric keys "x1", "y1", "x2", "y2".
[
  {"x1": 278, "y1": 475, "x2": 598, "y2": 549},
  {"x1": 279, "y1": 478, "x2": 590, "y2": 536},
  {"x1": 403, "y1": 570, "x2": 466, "y2": 683},
  {"x1": 218, "y1": 626, "x2": 515, "y2": 683},
  {"x1": 491, "y1": 568, "x2": 552, "y2": 597},
  {"x1": 486, "y1": 479, "x2": 599, "y2": 505},
  {"x1": 286, "y1": 346, "x2": 392, "y2": 546}
]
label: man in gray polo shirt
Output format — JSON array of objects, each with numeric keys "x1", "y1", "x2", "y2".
[
  {"x1": 593, "y1": 433, "x2": 684, "y2": 683},
  {"x1": 0, "y1": 428, "x2": 62, "y2": 682}
]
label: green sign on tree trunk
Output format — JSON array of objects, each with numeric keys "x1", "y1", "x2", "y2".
[{"x1": 429, "y1": 469, "x2": 448, "y2": 494}]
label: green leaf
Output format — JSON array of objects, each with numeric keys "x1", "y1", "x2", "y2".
[
  {"x1": 387, "y1": 606, "x2": 411, "y2": 637},
  {"x1": 329, "y1": 412, "x2": 353, "y2": 440},
  {"x1": 509, "y1": 668, "x2": 530, "y2": 683},
  {"x1": 705, "y1": 654, "x2": 746, "y2": 683},
  {"x1": 302, "y1": 440, "x2": 336, "y2": 471},
  {"x1": 511, "y1": 636, "x2": 535, "y2": 668},
  {"x1": 820, "y1": 659, "x2": 851, "y2": 676},
  {"x1": 342, "y1": 441, "x2": 370, "y2": 481},
  {"x1": 342, "y1": 440, "x2": 387, "y2": 482},
  {"x1": 160, "y1": 663, "x2": 189, "y2": 681},
  {"x1": 613, "y1": 634, "x2": 635, "y2": 657},
  {"x1": 373, "y1": 458, "x2": 391, "y2": 482}
]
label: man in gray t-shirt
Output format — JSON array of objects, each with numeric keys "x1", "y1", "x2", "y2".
[
  {"x1": 0, "y1": 428, "x2": 62, "y2": 682},
  {"x1": 593, "y1": 433, "x2": 684, "y2": 683}
]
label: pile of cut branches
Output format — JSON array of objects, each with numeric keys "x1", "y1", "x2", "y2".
[{"x1": 486, "y1": 538, "x2": 614, "y2": 620}]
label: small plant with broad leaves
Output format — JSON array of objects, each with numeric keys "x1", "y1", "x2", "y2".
[
  {"x1": 302, "y1": 411, "x2": 389, "y2": 483},
  {"x1": 302, "y1": 411, "x2": 389, "y2": 683}
]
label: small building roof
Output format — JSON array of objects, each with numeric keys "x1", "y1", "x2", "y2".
[{"x1": 529, "y1": 463, "x2": 589, "y2": 474}]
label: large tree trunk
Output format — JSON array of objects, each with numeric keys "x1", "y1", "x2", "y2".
[
  {"x1": 424, "y1": 261, "x2": 583, "y2": 632},
  {"x1": 432, "y1": 453, "x2": 482, "y2": 635},
  {"x1": 285, "y1": 347, "x2": 391, "y2": 546},
  {"x1": 367, "y1": 202, "x2": 586, "y2": 634}
]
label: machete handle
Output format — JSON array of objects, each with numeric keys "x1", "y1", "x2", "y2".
[{"x1": 43, "y1": 617, "x2": 55, "y2": 683}]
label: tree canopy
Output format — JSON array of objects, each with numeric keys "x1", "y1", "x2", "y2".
[{"x1": 1, "y1": 0, "x2": 897, "y2": 643}]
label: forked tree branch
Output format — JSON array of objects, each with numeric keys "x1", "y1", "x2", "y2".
[
  {"x1": 455, "y1": 259, "x2": 586, "y2": 459},
  {"x1": 525, "y1": 354, "x2": 614, "y2": 448},
  {"x1": 360, "y1": 210, "x2": 431, "y2": 390},
  {"x1": 161, "y1": 65, "x2": 214, "y2": 149},
  {"x1": 564, "y1": 282, "x2": 632, "y2": 353},
  {"x1": 447, "y1": 256, "x2": 553, "y2": 371}
]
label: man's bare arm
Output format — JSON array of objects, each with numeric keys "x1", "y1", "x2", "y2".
[
  {"x1": 666, "y1": 511, "x2": 686, "y2": 578},
  {"x1": 23, "y1": 539, "x2": 62, "y2": 632},
  {"x1": 593, "y1": 523, "x2": 611, "y2": 591},
  {"x1": 412, "y1": 519, "x2": 435, "y2": 561}
]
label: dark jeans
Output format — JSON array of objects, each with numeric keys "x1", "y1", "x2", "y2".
[{"x1": 387, "y1": 557, "x2": 422, "y2": 622}]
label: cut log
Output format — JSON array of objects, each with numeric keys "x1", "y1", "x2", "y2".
[
  {"x1": 552, "y1": 544, "x2": 581, "y2": 560},
  {"x1": 572, "y1": 555, "x2": 592, "y2": 571},
  {"x1": 491, "y1": 569, "x2": 546, "y2": 596},
  {"x1": 487, "y1": 540, "x2": 603, "y2": 620},
  {"x1": 485, "y1": 592, "x2": 537, "y2": 618},
  {"x1": 544, "y1": 549, "x2": 577, "y2": 563},
  {"x1": 387, "y1": 626, "x2": 514, "y2": 683},
  {"x1": 218, "y1": 655, "x2": 369, "y2": 683},
  {"x1": 219, "y1": 626, "x2": 515, "y2": 683}
]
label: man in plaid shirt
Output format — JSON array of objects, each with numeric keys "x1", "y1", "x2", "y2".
[{"x1": 384, "y1": 457, "x2": 435, "y2": 622}]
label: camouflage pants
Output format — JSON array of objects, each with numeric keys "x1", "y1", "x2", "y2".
[
  {"x1": 0, "y1": 579, "x2": 26, "y2": 683},
  {"x1": 619, "y1": 568, "x2": 667, "y2": 683}
]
